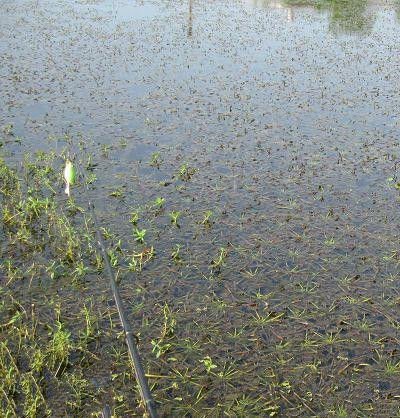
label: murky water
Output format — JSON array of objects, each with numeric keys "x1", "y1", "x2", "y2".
[{"x1": 1, "y1": 0, "x2": 400, "y2": 415}]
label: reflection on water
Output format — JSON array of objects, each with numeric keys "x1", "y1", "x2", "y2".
[
  {"x1": 76, "y1": 0, "x2": 161, "y2": 22},
  {"x1": 327, "y1": 0, "x2": 374, "y2": 33},
  {"x1": 188, "y1": 0, "x2": 193, "y2": 36},
  {"x1": 251, "y1": 0, "x2": 295, "y2": 21},
  {"x1": 247, "y1": 0, "x2": 399, "y2": 33}
]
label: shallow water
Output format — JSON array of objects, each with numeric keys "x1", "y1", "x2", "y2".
[{"x1": 1, "y1": 0, "x2": 400, "y2": 415}]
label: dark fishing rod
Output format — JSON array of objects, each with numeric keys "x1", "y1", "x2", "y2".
[
  {"x1": 101, "y1": 404, "x2": 111, "y2": 418},
  {"x1": 86, "y1": 196, "x2": 158, "y2": 418},
  {"x1": 64, "y1": 151, "x2": 157, "y2": 416}
]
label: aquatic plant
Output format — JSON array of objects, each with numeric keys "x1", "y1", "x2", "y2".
[
  {"x1": 133, "y1": 228, "x2": 146, "y2": 244},
  {"x1": 169, "y1": 210, "x2": 181, "y2": 225}
]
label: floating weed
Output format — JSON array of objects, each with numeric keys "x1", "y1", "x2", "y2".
[
  {"x1": 66, "y1": 198, "x2": 84, "y2": 216},
  {"x1": 329, "y1": 405, "x2": 348, "y2": 417},
  {"x1": 199, "y1": 356, "x2": 217, "y2": 373},
  {"x1": 48, "y1": 319, "x2": 72, "y2": 375},
  {"x1": 30, "y1": 346, "x2": 46, "y2": 375},
  {"x1": 177, "y1": 163, "x2": 196, "y2": 181},
  {"x1": 354, "y1": 315, "x2": 375, "y2": 332},
  {"x1": 317, "y1": 331, "x2": 346, "y2": 346},
  {"x1": 295, "y1": 281, "x2": 319, "y2": 294},
  {"x1": 211, "y1": 297, "x2": 228, "y2": 312},
  {"x1": 169, "y1": 210, "x2": 181, "y2": 226},
  {"x1": 133, "y1": 228, "x2": 146, "y2": 244},
  {"x1": 153, "y1": 196, "x2": 165, "y2": 209},
  {"x1": 149, "y1": 152, "x2": 162, "y2": 168},
  {"x1": 180, "y1": 338, "x2": 201, "y2": 354},
  {"x1": 383, "y1": 359, "x2": 400, "y2": 375},
  {"x1": 226, "y1": 327, "x2": 245, "y2": 340},
  {"x1": 72, "y1": 260, "x2": 90, "y2": 283},
  {"x1": 2, "y1": 123, "x2": 14, "y2": 135},
  {"x1": 211, "y1": 247, "x2": 227, "y2": 269},
  {"x1": 109, "y1": 187, "x2": 124, "y2": 198},
  {"x1": 128, "y1": 247, "x2": 154, "y2": 272},
  {"x1": 85, "y1": 172, "x2": 97, "y2": 185},
  {"x1": 101, "y1": 144, "x2": 111, "y2": 158},
  {"x1": 171, "y1": 244, "x2": 182, "y2": 263},
  {"x1": 85, "y1": 154, "x2": 97, "y2": 171},
  {"x1": 254, "y1": 290, "x2": 273, "y2": 301},
  {"x1": 215, "y1": 362, "x2": 240, "y2": 384},
  {"x1": 324, "y1": 236, "x2": 335, "y2": 246},
  {"x1": 161, "y1": 303, "x2": 176, "y2": 338},
  {"x1": 0, "y1": 158, "x2": 18, "y2": 195},
  {"x1": 129, "y1": 210, "x2": 140, "y2": 225},
  {"x1": 100, "y1": 226, "x2": 114, "y2": 241},
  {"x1": 304, "y1": 359, "x2": 322, "y2": 373},
  {"x1": 65, "y1": 371, "x2": 91, "y2": 414},
  {"x1": 50, "y1": 215, "x2": 82, "y2": 264},
  {"x1": 21, "y1": 373, "x2": 49, "y2": 418},
  {"x1": 151, "y1": 339, "x2": 172, "y2": 359},
  {"x1": 1, "y1": 259, "x2": 24, "y2": 284},
  {"x1": 24, "y1": 196, "x2": 52, "y2": 219},
  {"x1": 118, "y1": 137, "x2": 127, "y2": 148},
  {"x1": 200, "y1": 210, "x2": 213, "y2": 226},
  {"x1": 15, "y1": 224, "x2": 34, "y2": 246},
  {"x1": 252, "y1": 311, "x2": 285, "y2": 326},
  {"x1": 301, "y1": 332, "x2": 320, "y2": 349},
  {"x1": 107, "y1": 248, "x2": 119, "y2": 267}
]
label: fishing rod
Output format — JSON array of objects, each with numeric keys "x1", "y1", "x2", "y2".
[
  {"x1": 101, "y1": 404, "x2": 111, "y2": 418},
  {"x1": 88, "y1": 199, "x2": 158, "y2": 418},
  {"x1": 64, "y1": 159, "x2": 158, "y2": 418}
]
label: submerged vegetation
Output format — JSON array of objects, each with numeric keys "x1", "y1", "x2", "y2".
[{"x1": 1, "y1": 144, "x2": 400, "y2": 416}]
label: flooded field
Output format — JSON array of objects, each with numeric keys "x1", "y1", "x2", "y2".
[{"x1": 1, "y1": 0, "x2": 400, "y2": 416}]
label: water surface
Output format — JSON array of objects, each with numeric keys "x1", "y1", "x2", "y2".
[{"x1": 1, "y1": 0, "x2": 400, "y2": 415}]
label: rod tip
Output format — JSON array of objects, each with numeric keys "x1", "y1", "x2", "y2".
[{"x1": 102, "y1": 404, "x2": 112, "y2": 418}]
